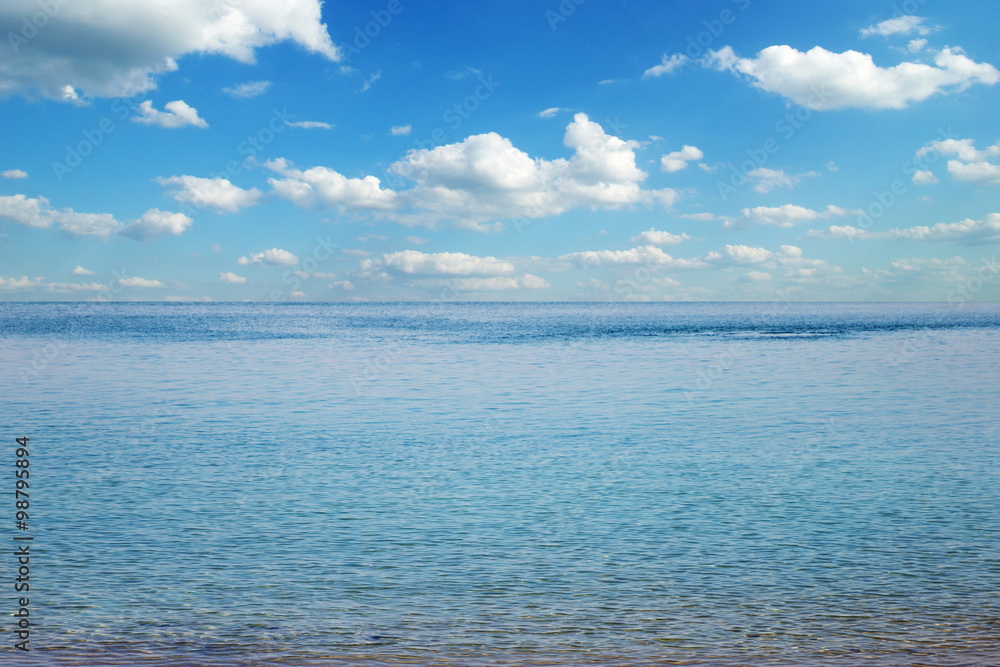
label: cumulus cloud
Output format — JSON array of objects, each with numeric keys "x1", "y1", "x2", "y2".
[
  {"x1": 644, "y1": 53, "x2": 688, "y2": 78},
  {"x1": 356, "y1": 250, "x2": 547, "y2": 291},
  {"x1": 155, "y1": 176, "x2": 263, "y2": 213},
  {"x1": 808, "y1": 213, "x2": 1000, "y2": 244},
  {"x1": 223, "y1": 80, "x2": 271, "y2": 98},
  {"x1": 266, "y1": 158, "x2": 397, "y2": 210},
  {"x1": 119, "y1": 208, "x2": 193, "y2": 240},
  {"x1": 2, "y1": 169, "x2": 27, "y2": 179},
  {"x1": 219, "y1": 272, "x2": 247, "y2": 284},
  {"x1": 390, "y1": 124, "x2": 412, "y2": 136},
  {"x1": 660, "y1": 145, "x2": 703, "y2": 172},
  {"x1": 860, "y1": 15, "x2": 932, "y2": 39},
  {"x1": 238, "y1": 248, "x2": 299, "y2": 266},
  {"x1": 72, "y1": 266, "x2": 96, "y2": 276},
  {"x1": 916, "y1": 137, "x2": 1000, "y2": 185},
  {"x1": 0, "y1": 0, "x2": 340, "y2": 101},
  {"x1": 263, "y1": 114, "x2": 678, "y2": 231},
  {"x1": 630, "y1": 229, "x2": 692, "y2": 245},
  {"x1": 0, "y1": 275, "x2": 105, "y2": 292},
  {"x1": 559, "y1": 245, "x2": 706, "y2": 269},
  {"x1": 389, "y1": 113, "x2": 677, "y2": 230},
  {"x1": 705, "y1": 44, "x2": 998, "y2": 110},
  {"x1": 118, "y1": 276, "x2": 165, "y2": 288},
  {"x1": 912, "y1": 169, "x2": 939, "y2": 185},
  {"x1": 132, "y1": 100, "x2": 208, "y2": 129},
  {"x1": 362, "y1": 250, "x2": 515, "y2": 276},
  {"x1": 947, "y1": 161, "x2": 1000, "y2": 184},
  {"x1": 733, "y1": 203, "x2": 859, "y2": 228},
  {"x1": 0, "y1": 194, "x2": 121, "y2": 235}
]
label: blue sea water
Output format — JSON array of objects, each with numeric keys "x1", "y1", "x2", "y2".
[{"x1": 1, "y1": 302, "x2": 999, "y2": 666}]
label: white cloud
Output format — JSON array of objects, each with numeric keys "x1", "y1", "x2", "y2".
[
  {"x1": 745, "y1": 271, "x2": 772, "y2": 282},
  {"x1": 266, "y1": 158, "x2": 398, "y2": 210},
  {"x1": 263, "y1": 114, "x2": 677, "y2": 231},
  {"x1": 356, "y1": 250, "x2": 547, "y2": 290},
  {"x1": 359, "y1": 70, "x2": 381, "y2": 92},
  {"x1": 947, "y1": 160, "x2": 1000, "y2": 184},
  {"x1": 118, "y1": 276, "x2": 164, "y2": 288},
  {"x1": 918, "y1": 137, "x2": 1000, "y2": 162},
  {"x1": 706, "y1": 244, "x2": 776, "y2": 266},
  {"x1": 2, "y1": 169, "x2": 27, "y2": 179},
  {"x1": 238, "y1": 248, "x2": 299, "y2": 266},
  {"x1": 559, "y1": 245, "x2": 705, "y2": 269},
  {"x1": 222, "y1": 80, "x2": 271, "y2": 98},
  {"x1": 0, "y1": 275, "x2": 107, "y2": 292},
  {"x1": 0, "y1": 0, "x2": 340, "y2": 100},
  {"x1": 630, "y1": 229, "x2": 692, "y2": 245},
  {"x1": 287, "y1": 120, "x2": 333, "y2": 130},
  {"x1": 72, "y1": 266, "x2": 96, "y2": 276},
  {"x1": 644, "y1": 53, "x2": 688, "y2": 78},
  {"x1": 390, "y1": 124, "x2": 412, "y2": 136},
  {"x1": 363, "y1": 250, "x2": 515, "y2": 276},
  {"x1": 809, "y1": 213, "x2": 1000, "y2": 244},
  {"x1": 860, "y1": 15, "x2": 932, "y2": 39},
  {"x1": 681, "y1": 212, "x2": 717, "y2": 221},
  {"x1": 0, "y1": 276, "x2": 39, "y2": 291},
  {"x1": 745, "y1": 167, "x2": 816, "y2": 193},
  {"x1": 538, "y1": 107, "x2": 566, "y2": 118},
  {"x1": 706, "y1": 44, "x2": 999, "y2": 110},
  {"x1": 908, "y1": 39, "x2": 928, "y2": 53},
  {"x1": 912, "y1": 169, "x2": 939, "y2": 185},
  {"x1": 916, "y1": 138, "x2": 1000, "y2": 185},
  {"x1": 389, "y1": 113, "x2": 676, "y2": 230},
  {"x1": 155, "y1": 176, "x2": 263, "y2": 213},
  {"x1": 403, "y1": 236, "x2": 429, "y2": 246},
  {"x1": 118, "y1": 208, "x2": 192, "y2": 241},
  {"x1": 734, "y1": 203, "x2": 858, "y2": 228},
  {"x1": 133, "y1": 100, "x2": 208, "y2": 129},
  {"x1": 0, "y1": 194, "x2": 121, "y2": 235},
  {"x1": 660, "y1": 145, "x2": 703, "y2": 172},
  {"x1": 219, "y1": 272, "x2": 247, "y2": 284}
]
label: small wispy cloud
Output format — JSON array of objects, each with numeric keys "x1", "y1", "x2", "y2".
[
  {"x1": 287, "y1": 121, "x2": 333, "y2": 130},
  {"x1": 222, "y1": 81, "x2": 272, "y2": 98}
]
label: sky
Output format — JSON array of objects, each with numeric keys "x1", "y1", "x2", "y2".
[{"x1": 1, "y1": 0, "x2": 1000, "y2": 302}]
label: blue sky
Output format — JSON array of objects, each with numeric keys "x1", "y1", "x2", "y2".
[{"x1": 1, "y1": 0, "x2": 999, "y2": 302}]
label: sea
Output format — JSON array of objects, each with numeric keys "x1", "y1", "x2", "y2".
[{"x1": 1, "y1": 302, "x2": 998, "y2": 666}]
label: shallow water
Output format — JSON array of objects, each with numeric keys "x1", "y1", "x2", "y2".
[{"x1": 2, "y1": 302, "x2": 998, "y2": 665}]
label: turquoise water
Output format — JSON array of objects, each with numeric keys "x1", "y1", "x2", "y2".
[{"x1": 2, "y1": 302, "x2": 999, "y2": 666}]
